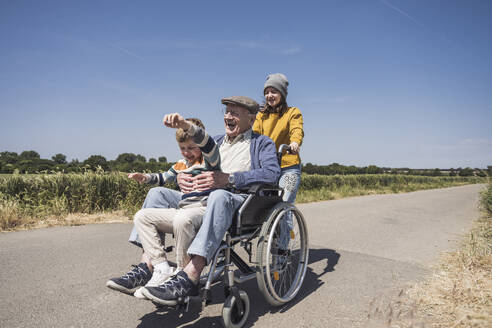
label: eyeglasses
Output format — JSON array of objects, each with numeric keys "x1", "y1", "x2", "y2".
[{"x1": 221, "y1": 108, "x2": 242, "y2": 117}]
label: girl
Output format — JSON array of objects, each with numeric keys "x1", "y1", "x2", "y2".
[{"x1": 253, "y1": 73, "x2": 304, "y2": 204}]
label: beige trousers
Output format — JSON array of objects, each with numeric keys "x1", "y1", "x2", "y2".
[{"x1": 133, "y1": 202, "x2": 206, "y2": 268}]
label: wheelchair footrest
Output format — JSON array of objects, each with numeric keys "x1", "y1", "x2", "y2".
[
  {"x1": 151, "y1": 295, "x2": 203, "y2": 312},
  {"x1": 175, "y1": 295, "x2": 203, "y2": 312}
]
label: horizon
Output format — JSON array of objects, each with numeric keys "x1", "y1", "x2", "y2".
[
  {"x1": 2, "y1": 148, "x2": 488, "y2": 171},
  {"x1": 1, "y1": 1, "x2": 491, "y2": 169}
]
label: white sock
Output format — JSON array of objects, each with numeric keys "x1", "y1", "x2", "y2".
[{"x1": 154, "y1": 261, "x2": 172, "y2": 273}]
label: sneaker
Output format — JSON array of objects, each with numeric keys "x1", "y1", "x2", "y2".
[
  {"x1": 134, "y1": 265, "x2": 175, "y2": 299},
  {"x1": 141, "y1": 270, "x2": 199, "y2": 306},
  {"x1": 106, "y1": 263, "x2": 152, "y2": 294}
]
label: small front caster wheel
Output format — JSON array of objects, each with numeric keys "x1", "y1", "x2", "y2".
[{"x1": 221, "y1": 290, "x2": 250, "y2": 328}]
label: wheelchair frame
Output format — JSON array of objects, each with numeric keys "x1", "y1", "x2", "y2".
[
  {"x1": 165, "y1": 145, "x2": 309, "y2": 328},
  {"x1": 193, "y1": 185, "x2": 308, "y2": 327}
]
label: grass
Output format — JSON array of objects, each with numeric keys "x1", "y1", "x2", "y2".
[
  {"x1": 296, "y1": 174, "x2": 484, "y2": 203},
  {"x1": 366, "y1": 182, "x2": 492, "y2": 328},
  {"x1": 0, "y1": 171, "x2": 159, "y2": 231},
  {"x1": 0, "y1": 172, "x2": 485, "y2": 231}
]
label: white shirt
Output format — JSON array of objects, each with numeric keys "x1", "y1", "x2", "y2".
[{"x1": 219, "y1": 129, "x2": 252, "y2": 174}]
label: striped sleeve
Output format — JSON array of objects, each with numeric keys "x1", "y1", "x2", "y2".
[
  {"x1": 187, "y1": 124, "x2": 220, "y2": 170},
  {"x1": 146, "y1": 165, "x2": 178, "y2": 186}
]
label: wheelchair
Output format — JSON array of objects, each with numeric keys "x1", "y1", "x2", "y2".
[{"x1": 161, "y1": 145, "x2": 309, "y2": 328}]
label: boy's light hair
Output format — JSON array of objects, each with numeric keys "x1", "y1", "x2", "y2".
[{"x1": 175, "y1": 118, "x2": 205, "y2": 143}]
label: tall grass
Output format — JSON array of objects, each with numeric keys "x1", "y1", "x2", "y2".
[
  {"x1": 481, "y1": 182, "x2": 492, "y2": 215},
  {"x1": 297, "y1": 174, "x2": 484, "y2": 202},
  {"x1": 0, "y1": 172, "x2": 485, "y2": 231},
  {"x1": 0, "y1": 172, "x2": 177, "y2": 230}
]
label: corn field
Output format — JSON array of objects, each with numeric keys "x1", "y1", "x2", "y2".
[{"x1": 0, "y1": 172, "x2": 485, "y2": 230}]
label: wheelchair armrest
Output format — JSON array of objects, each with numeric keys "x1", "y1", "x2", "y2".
[{"x1": 243, "y1": 183, "x2": 282, "y2": 195}]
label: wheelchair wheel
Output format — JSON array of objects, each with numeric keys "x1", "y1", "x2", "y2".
[
  {"x1": 221, "y1": 290, "x2": 250, "y2": 328},
  {"x1": 256, "y1": 202, "x2": 309, "y2": 306}
]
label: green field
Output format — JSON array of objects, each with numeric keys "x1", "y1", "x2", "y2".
[
  {"x1": 0, "y1": 172, "x2": 486, "y2": 231},
  {"x1": 296, "y1": 174, "x2": 486, "y2": 202}
]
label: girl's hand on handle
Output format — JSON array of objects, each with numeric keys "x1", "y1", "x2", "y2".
[
  {"x1": 128, "y1": 173, "x2": 149, "y2": 184},
  {"x1": 289, "y1": 142, "x2": 300, "y2": 155},
  {"x1": 163, "y1": 113, "x2": 191, "y2": 130}
]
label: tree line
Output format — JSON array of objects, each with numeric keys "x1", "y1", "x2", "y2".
[
  {"x1": 1, "y1": 150, "x2": 490, "y2": 177},
  {"x1": 301, "y1": 162, "x2": 491, "y2": 177},
  {"x1": 0, "y1": 151, "x2": 172, "y2": 173}
]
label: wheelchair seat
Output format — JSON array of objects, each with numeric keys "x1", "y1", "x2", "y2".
[{"x1": 229, "y1": 186, "x2": 283, "y2": 236}]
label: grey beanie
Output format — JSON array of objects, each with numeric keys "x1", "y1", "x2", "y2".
[{"x1": 264, "y1": 73, "x2": 289, "y2": 99}]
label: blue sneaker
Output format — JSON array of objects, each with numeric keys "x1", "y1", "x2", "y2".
[
  {"x1": 142, "y1": 270, "x2": 199, "y2": 306},
  {"x1": 106, "y1": 263, "x2": 152, "y2": 294}
]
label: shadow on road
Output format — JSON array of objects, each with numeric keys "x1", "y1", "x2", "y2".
[{"x1": 137, "y1": 247, "x2": 340, "y2": 328}]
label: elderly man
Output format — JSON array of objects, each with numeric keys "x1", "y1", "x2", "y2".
[{"x1": 139, "y1": 96, "x2": 281, "y2": 304}]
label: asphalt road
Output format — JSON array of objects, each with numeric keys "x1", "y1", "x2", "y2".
[{"x1": 0, "y1": 184, "x2": 484, "y2": 328}]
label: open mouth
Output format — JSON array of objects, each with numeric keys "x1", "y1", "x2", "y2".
[{"x1": 225, "y1": 121, "x2": 237, "y2": 130}]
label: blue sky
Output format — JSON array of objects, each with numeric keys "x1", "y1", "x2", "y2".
[{"x1": 1, "y1": 0, "x2": 491, "y2": 169}]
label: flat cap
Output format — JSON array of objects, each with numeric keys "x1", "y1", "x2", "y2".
[{"x1": 221, "y1": 96, "x2": 259, "y2": 114}]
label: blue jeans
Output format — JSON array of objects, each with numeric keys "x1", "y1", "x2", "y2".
[
  {"x1": 128, "y1": 187, "x2": 183, "y2": 247},
  {"x1": 187, "y1": 189, "x2": 246, "y2": 264},
  {"x1": 278, "y1": 165, "x2": 301, "y2": 248}
]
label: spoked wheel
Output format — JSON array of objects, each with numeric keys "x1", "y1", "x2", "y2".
[
  {"x1": 256, "y1": 202, "x2": 309, "y2": 306},
  {"x1": 221, "y1": 290, "x2": 250, "y2": 328}
]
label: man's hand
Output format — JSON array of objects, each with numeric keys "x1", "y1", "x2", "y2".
[
  {"x1": 192, "y1": 171, "x2": 230, "y2": 191},
  {"x1": 289, "y1": 142, "x2": 300, "y2": 155},
  {"x1": 163, "y1": 113, "x2": 191, "y2": 130},
  {"x1": 177, "y1": 172, "x2": 195, "y2": 194},
  {"x1": 128, "y1": 173, "x2": 149, "y2": 184}
]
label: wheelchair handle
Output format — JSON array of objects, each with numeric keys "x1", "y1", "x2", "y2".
[
  {"x1": 278, "y1": 144, "x2": 291, "y2": 154},
  {"x1": 277, "y1": 144, "x2": 291, "y2": 164}
]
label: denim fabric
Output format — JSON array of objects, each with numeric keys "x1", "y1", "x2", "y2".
[
  {"x1": 187, "y1": 189, "x2": 247, "y2": 264},
  {"x1": 278, "y1": 166, "x2": 301, "y2": 248},
  {"x1": 279, "y1": 165, "x2": 301, "y2": 203},
  {"x1": 128, "y1": 187, "x2": 183, "y2": 247}
]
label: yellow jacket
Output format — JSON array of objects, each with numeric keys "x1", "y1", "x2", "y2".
[{"x1": 253, "y1": 106, "x2": 304, "y2": 168}]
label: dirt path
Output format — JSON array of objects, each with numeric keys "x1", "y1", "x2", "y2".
[{"x1": 0, "y1": 184, "x2": 484, "y2": 328}]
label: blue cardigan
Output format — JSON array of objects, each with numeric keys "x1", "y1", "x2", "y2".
[{"x1": 214, "y1": 130, "x2": 281, "y2": 189}]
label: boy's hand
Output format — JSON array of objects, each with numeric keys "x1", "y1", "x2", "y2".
[
  {"x1": 128, "y1": 173, "x2": 149, "y2": 184},
  {"x1": 163, "y1": 113, "x2": 191, "y2": 130},
  {"x1": 177, "y1": 172, "x2": 195, "y2": 193}
]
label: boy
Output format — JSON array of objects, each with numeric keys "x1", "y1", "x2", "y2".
[{"x1": 107, "y1": 114, "x2": 220, "y2": 298}]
